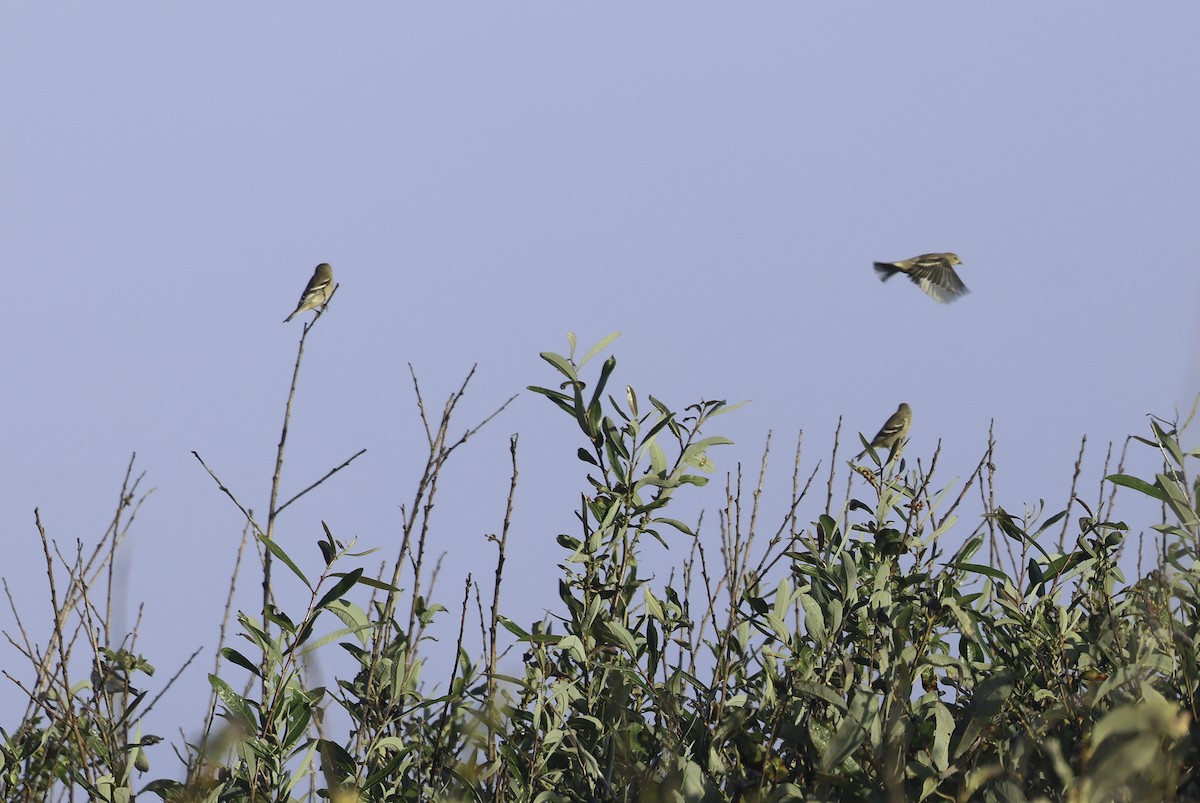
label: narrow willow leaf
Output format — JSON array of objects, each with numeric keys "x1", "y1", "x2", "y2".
[
  {"x1": 578, "y1": 331, "x2": 621, "y2": 369},
  {"x1": 586, "y1": 356, "x2": 616, "y2": 414},
  {"x1": 798, "y1": 592, "x2": 827, "y2": 646},
  {"x1": 1105, "y1": 473, "x2": 1168, "y2": 502},
  {"x1": 256, "y1": 534, "x2": 312, "y2": 590},
  {"x1": 953, "y1": 562, "x2": 1010, "y2": 582},
  {"x1": 605, "y1": 621, "x2": 638, "y2": 654},
  {"x1": 316, "y1": 568, "x2": 363, "y2": 611},
  {"x1": 651, "y1": 517, "x2": 694, "y2": 536},
  {"x1": 951, "y1": 670, "x2": 1013, "y2": 759},
  {"x1": 209, "y1": 674, "x2": 258, "y2": 729},
  {"x1": 220, "y1": 648, "x2": 262, "y2": 678},
  {"x1": 539, "y1": 351, "x2": 578, "y2": 382},
  {"x1": 820, "y1": 692, "x2": 872, "y2": 772}
]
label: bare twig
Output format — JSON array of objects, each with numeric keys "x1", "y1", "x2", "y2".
[
  {"x1": 276, "y1": 448, "x2": 369, "y2": 516},
  {"x1": 825, "y1": 415, "x2": 842, "y2": 517},
  {"x1": 191, "y1": 453, "x2": 264, "y2": 538},
  {"x1": 486, "y1": 435, "x2": 519, "y2": 767},
  {"x1": 1058, "y1": 435, "x2": 1088, "y2": 551}
]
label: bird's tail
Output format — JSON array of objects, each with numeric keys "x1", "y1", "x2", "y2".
[{"x1": 873, "y1": 262, "x2": 900, "y2": 282}]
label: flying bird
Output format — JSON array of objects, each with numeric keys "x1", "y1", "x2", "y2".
[
  {"x1": 284, "y1": 263, "x2": 334, "y2": 323},
  {"x1": 874, "y1": 253, "x2": 968, "y2": 304},
  {"x1": 856, "y1": 403, "x2": 912, "y2": 461}
]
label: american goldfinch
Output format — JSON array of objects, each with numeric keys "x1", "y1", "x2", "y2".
[
  {"x1": 856, "y1": 403, "x2": 912, "y2": 460},
  {"x1": 284, "y1": 263, "x2": 334, "y2": 323},
  {"x1": 874, "y1": 253, "x2": 968, "y2": 304}
]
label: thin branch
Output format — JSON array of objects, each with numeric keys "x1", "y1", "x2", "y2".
[
  {"x1": 276, "y1": 448, "x2": 369, "y2": 516},
  {"x1": 191, "y1": 452, "x2": 265, "y2": 538}
]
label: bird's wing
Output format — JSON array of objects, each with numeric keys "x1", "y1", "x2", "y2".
[{"x1": 907, "y1": 262, "x2": 968, "y2": 303}]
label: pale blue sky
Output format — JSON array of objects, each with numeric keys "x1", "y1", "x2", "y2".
[{"x1": 3, "y1": 4, "x2": 1198, "y2": 764}]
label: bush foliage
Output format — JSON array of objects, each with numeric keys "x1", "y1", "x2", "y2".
[{"x1": 2, "y1": 329, "x2": 1198, "y2": 802}]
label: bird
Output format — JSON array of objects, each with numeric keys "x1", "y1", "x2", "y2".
[
  {"x1": 873, "y1": 253, "x2": 968, "y2": 304},
  {"x1": 856, "y1": 403, "x2": 912, "y2": 461},
  {"x1": 283, "y1": 263, "x2": 334, "y2": 323}
]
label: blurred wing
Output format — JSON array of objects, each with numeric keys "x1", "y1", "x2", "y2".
[{"x1": 907, "y1": 261, "x2": 968, "y2": 303}]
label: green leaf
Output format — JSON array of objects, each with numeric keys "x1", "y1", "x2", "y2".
[
  {"x1": 1027, "y1": 558, "x2": 1044, "y2": 589},
  {"x1": 1105, "y1": 473, "x2": 1167, "y2": 502},
  {"x1": 945, "y1": 599, "x2": 980, "y2": 644},
  {"x1": 220, "y1": 648, "x2": 262, "y2": 678},
  {"x1": 952, "y1": 534, "x2": 985, "y2": 564},
  {"x1": 586, "y1": 356, "x2": 617, "y2": 417},
  {"x1": 820, "y1": 692, "x2": 873, "y2": 772},
  {"x1": 316, "y1": 568, "x2": 364, "y2": 611},
  {"x1": 1034, "y1": 509, "x2": 1068, "y2": 537},
  {"x1": 929, "y1": 701, "x2": 954, "y2": 772},
  {"x1": 690, "y1": 435, "x2": 735, "y2": 452},
  {"x1": 639, "y1": 409, "x2": 671, "y2": 441},
  {"x1": 707, "y1": 399, "x2": 749, "y2": 418},
  {"x1": 647, "y1": 438, "x2": 668, "y2": 476},
  {"x1": 815, "y1": 514, "x2": 841, "y2": 551},
  {"x1": 557, "y1": 635, "x2": 586, "y2": 661},
  {"x1": 300, "y1": 624, "x2": 374, "y2": 655},
  {"x1": 350, "y1": 575, "x2": 401, "y2": 594},
  {"x1": 1091, "y1": 696, "x2": 1186, "y2": 747},
  {"x1": 953, "y1": 562, "x2": 1010, "y2": 582},
  {"x1": 605, "y1": 621, "x2": 639, "y2": 654},
  {"x1": 497, "y1": 617, "x2": 530, "y2": 640},
  {"x1": 794, "y1": 680, "x2": 848, "y2": 712},
  {"x1": 209, "y1": 674, "x2": 258, "y2": 729},
  {"x1": 527, "y1": 385, "x2": 576, "y2": 417},
  {"x1": 539, "y1": 351, "x2": 579, "y2": 383},
  {"x1": 363, "y1": 742, "x2": 414, "y2": 789},
  {"x1": 798, "y1": 592, "x2": 827, "y2": 647},
  {"x1": 257, "y1": 534, "x2": 312, "y2": 590},
  {"x1": 1151, "y1": 419, "x2": 1184, "y2": 466},
  {"x1": 651, "y1": 517, "x2": 694, "y2": 536},
  {"x1": 645, "y1": 620, "x2": 660, "y2": 679},
  {"x1": 765, "y1": 612, "x2": 791, "y2": 642},
  {"x1": 643, "y1": 588, "x2": 665, "y2": 622},
  {"x1": 317, "y1": 532, "x2": 335, "y2": 566},
  {"x1": 951, "y1": 670, "x2": 1013, "y2": 759},
  {"x1": 577, "y1": 331, "x2": 620, "y2": 369},
  {"x1": 326, "y1": 600, "x2": 371, "y2": 646}
]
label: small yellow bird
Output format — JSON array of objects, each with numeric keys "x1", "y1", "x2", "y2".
[
  {"x1": 874, "y1": 253, "x2": 968, "y2": 304},
  {"x1": 856, "y1": 403, "x2": 912, "y2": 461},
  {"x1": 284, "y1": 263, "x2": 334, "y2": 323}
]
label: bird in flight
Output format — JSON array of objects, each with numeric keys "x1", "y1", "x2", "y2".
[
  {"x1": 284, "y1": 263, "x2": 335, "y2": 323},
  {"x1": 873, "y1": 253, "x2": 968, "y2": 303},
  {"x1": 856, "y1": 403, "x2": 912, "y2": 461}
]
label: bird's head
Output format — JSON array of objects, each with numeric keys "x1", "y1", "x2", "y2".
[{"x1": 943, "y1": 253, "x2": 962, "y2": 265}]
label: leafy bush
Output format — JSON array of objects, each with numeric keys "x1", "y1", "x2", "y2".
[{"x1": 3, "y1": 329, "x2": 1196, "y2": 802}]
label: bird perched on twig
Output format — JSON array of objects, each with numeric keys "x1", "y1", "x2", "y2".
[
  {"x1": 874, "y1": 253, "x2": 968, "y2": 303},
  {"x1": 284, "y1": 263, "x2": 334, "y2": 323},
  {"x1": 856, "y1": 403, "x2": 912, "y2": 461}
]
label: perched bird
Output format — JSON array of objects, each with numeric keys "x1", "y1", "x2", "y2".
[
  {"x1": 283, "y1": 263, "x2": 334, "y2": 323},
  {"x1": 874, "y1": 253, "x2": 968, "y2": 304},
  {"x1": 856, "y1": 403, "x2": 912, "y2": 461}
]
